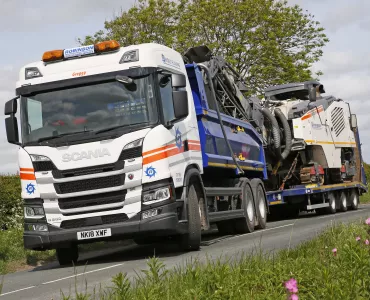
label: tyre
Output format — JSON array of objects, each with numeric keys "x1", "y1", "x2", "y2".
[
  {"x1": 234, "y1": 179, "x2": 255, "y2": 234},
  {"x1": 56, "y1": 244, "x2": 79, "y2": 266},
  {"x1": 326, "y1": 192, "x2": 336, "y2": 214},
  {"x1": 180, "y1": 184, "x2": 201, "y2": 251},
  {"x1": 338, "y1": 191, "x2": 348, "y2": 212},
  {"x1": 349, "y1": 189, "x2": 359, "y2": 210},
  {"x1": 251, "y1": 179, "x2": 267, "y2": 229}
]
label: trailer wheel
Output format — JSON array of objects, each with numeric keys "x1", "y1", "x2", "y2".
[
  {"x1": 338, "y1": 191, "x2": 348, "y2": 212},
  {"x1": 251, "y1": 179, "x2": 267, "y2": 229},
  {"x1": 349, "y1": 189, "x2": 359, "y2": 210},
  {"x1": 56, "y1": 244, "x2": 79, "y2": 266},
  {"x1": 234, "y1": 180, "x2": 255, "y2": 234},
  {"x1": 180, "y1": 184, "x2": 201, "y2": 251},
  {"x1": 326, "y1": 192, "x2": 336, "y2": 214}
]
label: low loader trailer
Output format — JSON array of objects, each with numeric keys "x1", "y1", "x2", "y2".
[{"x1": 4, "y1": 41, "x2": 367, "y2": 265}]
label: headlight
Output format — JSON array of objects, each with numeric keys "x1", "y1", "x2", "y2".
[
  {"x1": 24, "y1": 206, "x2": 45, "y2": 217},
  {"x1": 142, "y1": 187, "x2": 171, "y2": 205},
  {"x1": 123, "y1": 138, "x2": 143, "y2": 150},
  {"x1": 30, "y1": 154, "x2": 51, "y2": 162}
]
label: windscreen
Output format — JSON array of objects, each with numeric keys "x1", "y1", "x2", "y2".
[{"x1": 20, "y1": 74, "x2": 158, "y2": 144}]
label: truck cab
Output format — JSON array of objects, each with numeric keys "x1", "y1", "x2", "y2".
[{"x1": 4, "y1": 41, "x2": 203, "y2": 264}]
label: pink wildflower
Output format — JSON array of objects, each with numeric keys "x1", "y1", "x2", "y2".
[
  {"x1": 365, "y1": 239, "x2": 369, "y2": 245},
  {"x1": 356, "y1": 236, "x2": 361, "y2": 241},
  {"x1": 284, "y1": 278, "x2": 298, "y2": 293},
  {"x1": 289, "y1": 294, "x2": 299, "y2": 300},
  {"x1": 332, "y1": 248, "x2": 337, "y2": 256},
  {"x1": 365, "y1": 218, "x2": 370, "y2": 225}
]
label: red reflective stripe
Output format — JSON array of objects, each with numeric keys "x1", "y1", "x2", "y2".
[{"x1": 20, "y1": 173, "x2": 35, "y2": 180}]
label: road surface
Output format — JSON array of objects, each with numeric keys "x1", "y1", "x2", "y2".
[{"x1": 1, "y1": 205, "x2": 370, "y2": 299}]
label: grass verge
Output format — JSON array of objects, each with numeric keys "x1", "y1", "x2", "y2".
[
  {"x1": 58, "y1": 219, "x2": 370, "y2": 299},
  {"x1": 360, "y1": 191, "x2": 370, "y2": 204},
  {"x1": 0, "y1": 229, "x2": 55, "y2": 274}
]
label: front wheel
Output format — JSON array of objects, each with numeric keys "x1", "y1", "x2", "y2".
[
  {"x1": 56, "y1": 244, "x2": 79, "y2": 266},
  {"x1": 180, "y1": 184, "x2": 201, "y2": 251}
]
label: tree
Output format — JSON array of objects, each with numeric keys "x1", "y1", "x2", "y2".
[{"x1": 78, "y1": 0, "x2": 329, "y2": 96}]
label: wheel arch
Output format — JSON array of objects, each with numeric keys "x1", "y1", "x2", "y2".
[{"x1": 180, "y1": 165, "x2": 209, "y2": 230}]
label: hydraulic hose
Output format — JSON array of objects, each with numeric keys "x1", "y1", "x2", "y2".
[
  {"x1": 274, "y1": 108, "x2": 292, "y2": 160},
  {"x1": 198, "y1": 63, "x2": 244, "y2": 175},
  {"x1": 261, "y1": 108, "x2": 281, "y2": 159}
]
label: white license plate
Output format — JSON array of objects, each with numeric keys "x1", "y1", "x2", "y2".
[{"x1": 77, "y1": 228, "x2": 111, "y2": 240}]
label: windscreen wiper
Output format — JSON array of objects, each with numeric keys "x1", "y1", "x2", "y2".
[
  {"x1": 95, "y1": 122, "x2": 148, "y2": 135},
  {"x1": 37, "y1": 130, "x2": 92, "y2": 143}
]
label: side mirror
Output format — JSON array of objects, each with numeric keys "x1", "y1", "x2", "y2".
[
  {"x1": 172, "y1": 90, "x2": 188, "y2": 119},
  {"x1": 5, "y1": 116, "x2": 20, "y2": 145},
  {"x1": 4, "y1": 97, "x2": 18, "y2": 115},
  {"x1": 4, "y1": 97, "x2": 20, "y2": 145},
  {"x1": 171, "y1": 74, "x2": 186, "y2": 88},
  {"x1": 308, "y1": 86, "x2": 316, "y2": 102},
  {"x1": 350, "y1": 114, "x2": 357, "y2": 129}
]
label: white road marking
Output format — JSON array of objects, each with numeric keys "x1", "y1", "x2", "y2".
[
  {"x1": 0, "y1": 263, "x2": 124, "y2": 297},
  {"x1": 316, "y1": 209, "x2": 366, "y2": 219},
  {"x1": 228, "y1": 223, "x2": 295, "y2": 240},
  {"x1": 41, "y1": 263, "x2": 124, "y2": 285},
  {"x1": 0, "y1": 285, "x2": 36, "y2": 297}
]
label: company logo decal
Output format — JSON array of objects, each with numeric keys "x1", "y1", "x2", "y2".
[
  {"x1": 161, "y1": 54, "x2": 181, "y2": 69},
  {"x1": 145, "y1": 166, "x2": 157, "y2": 178},
  {"x1": 62, "y1": 148, "x2": 111, "y2": 162},
  {"x1": 26, "y1": 183, "x2": 36, "y2": 195},
  {"x1": 175, "y1": 127, "x2": 182, "y2": 149}
]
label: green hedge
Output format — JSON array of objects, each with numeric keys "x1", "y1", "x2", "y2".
[{"x1": 0, "y1": 175, "x2": 23, "y2": 229}]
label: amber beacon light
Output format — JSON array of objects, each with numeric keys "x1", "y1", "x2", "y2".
[{"x1": 41, "y1": 40, "x2": 121, "y2": 63}]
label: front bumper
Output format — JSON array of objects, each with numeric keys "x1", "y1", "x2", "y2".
[{"x1": 24, "y1": 202, "x2": 187, "y2": 250}]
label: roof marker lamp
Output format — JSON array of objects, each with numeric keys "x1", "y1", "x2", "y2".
[
  {"x1": 120, "y1": 50, "x2": 139, "y2": 64},
  {"x1": 25, "y1": 67, "x2": 42, "y2": 80}
]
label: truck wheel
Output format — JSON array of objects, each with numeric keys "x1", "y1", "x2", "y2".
[
  {"x1": 325, "y1": 192, "x2": 336, "y2": 214},
  {"x1": 180, "y1": 184, "x2": 201, "y2": 251},
  {"x1": 338, "y1": 191, "x2": 348, "y2": 212},
  {"x1": 56, "y1": 244, "x2": 79, "y2": 266},
  {"x1": 251, "y1": 179, "x2": 267, "y2": 229},
  {"x1": 349, "y1": 189, "x2": 359, "y2": 210},
  {"x1": 234, "y1": 180, "x2": 255, "y2": 234}
]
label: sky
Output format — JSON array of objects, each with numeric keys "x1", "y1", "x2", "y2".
[{"x1": 1, "y1": 0, "x2": 369, "y2": 174}]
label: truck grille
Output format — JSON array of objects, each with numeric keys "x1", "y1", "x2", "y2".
[
  {"x1": 54, "y1": 174, "x2": 125, "y2": 194},
  {"x1": 60, "y1": 213, "x2": 129, "y2": 229},
  {"x1": 53, "y1": 161, "x2": 125, "y2": 179},
  {"x1": 58, "y1": 190, "x2": 127, "y2": 210}
]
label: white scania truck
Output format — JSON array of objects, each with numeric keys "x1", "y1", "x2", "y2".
[{"x1": 4, "y1": 40, "x2": 366, "y2": 265}]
